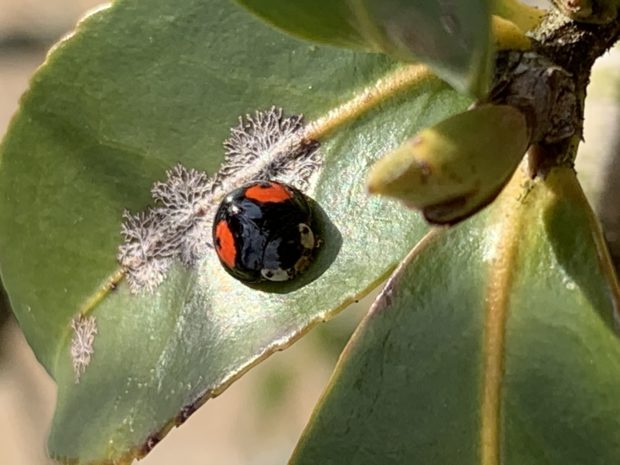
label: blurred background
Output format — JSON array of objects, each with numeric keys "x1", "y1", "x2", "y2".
[{"x1": 0, "y1": 0, "x2": 618, "y2": 464}]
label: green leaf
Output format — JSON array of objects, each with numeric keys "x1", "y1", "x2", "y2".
[
  {"x1": 0, "y1": 281, "x2": 9, "y2": 335},
  {"x1": 0, "y1": 0, "x2": 471, "y2": 462},
  {"x1": 291, "y1": 165, "x2": 620, "y2": 465},
  {"x1": 235, "y1": 0, "x2": 493, "y2": 96}
]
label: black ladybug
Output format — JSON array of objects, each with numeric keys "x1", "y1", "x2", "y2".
[{"x1": 212, "y1": 181, "x2": 319, "y2": 283}]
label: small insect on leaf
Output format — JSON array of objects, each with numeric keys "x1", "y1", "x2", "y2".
[
  {"x1": 117, "y1": 209, "x2": 174, "y2": 293},
  {"x1": 213, "y1": 181, "x2": 320, "y2": 283},
  {"x1": 217, "y1": 106, "x2": 321, "y2": 193},
  {"x1": 70, "y1": 314, "x2": 98, "y2": 383},
  {"x1": 117, "y1": 107, "x2": 321, "y2": 292}
]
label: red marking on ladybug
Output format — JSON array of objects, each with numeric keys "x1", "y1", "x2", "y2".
[
  {"x1": 212, "y1": 181, "x2": 319, "y2": 283},
  {"x1": 214, "y1": 220, "x2": 237, "y2": 269},
  {"x1": 244, "y1": 181, "x2": 293, "y2": 204}
]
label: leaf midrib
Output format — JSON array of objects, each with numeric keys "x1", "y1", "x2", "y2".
[{"x1": 480, "y1": 165, "x2": 528, "y2": 465}]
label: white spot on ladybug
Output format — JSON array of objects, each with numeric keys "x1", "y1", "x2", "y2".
[
  {"x1": 118, "y1": 107, "x2": 322, "y2": 293},
  {"x1": 298, "y1": 223, "x2": 315, "y2": 249},
  {"x1": 261, "y1": 267, "x2": 291, "y2": 282},
  {"x1": 70, "y1": 314, "x2": 98, "y2": 383}
]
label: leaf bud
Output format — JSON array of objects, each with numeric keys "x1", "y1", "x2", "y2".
[{"x1": 367, "y1": 104, "x2": 529, "y2": 224}]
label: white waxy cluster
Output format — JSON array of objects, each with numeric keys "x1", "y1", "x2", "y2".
[
  {"x1": 215, "y1": 106, "x2": 321, "y2": 194},
  {"x1": 117, "y1": 107, "x2": 322, "y2": 293},
  {"x1": 70, "y1": 314, "x2": 98, "y2": 383}
]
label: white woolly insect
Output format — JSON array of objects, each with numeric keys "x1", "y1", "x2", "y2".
[
  {"x1": 152, "y1": 165, "x2": 213, "y2": 266},
  {"x1": 70, "y1": 314, "x2": 98, "y2": 383},
  {"x1": 152, "y1": 165, "x2": 210, "y2": 226},
  {"x1": 117, "y1": 106, "x2": 321, "y2": 293},
  {"x1": 214, "y1": 106, "x2": 321, "y2": 196},
  {"x1": 117, "y1": 209, "x2": 174, "y2": 293},
  {"x1": 176, "y1": 219, "x2": 211, "y2": 266}
]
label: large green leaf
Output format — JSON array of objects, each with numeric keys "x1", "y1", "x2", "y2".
[
  {"x1": 291, "y1": 165, "x2": 620, "y2": 464},
  {"x1": 236, "y1": 0, "x2": 492, "y2": 96},
  {"x1": 0, "y1": 0, "x2": 471, "y2": 462}
]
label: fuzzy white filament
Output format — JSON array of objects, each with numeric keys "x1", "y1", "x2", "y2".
[{"x1": 70, "y1": 315, "x2": 98, "y2": 383}]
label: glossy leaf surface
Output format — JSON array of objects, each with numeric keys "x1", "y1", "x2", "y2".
[
  {"x1": 236, "y1": 0, "x2": 492, "y2": 96},
  {"x1": 0, "y1": 0, "x2": 471, "y2": 462},
  {"x1": 292, "y1": 165, "x2": 620, "y2": 465}
]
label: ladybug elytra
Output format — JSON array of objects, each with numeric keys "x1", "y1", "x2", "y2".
[{"x1": 212, "y1": 181, "x2": 319, "y2": 283}]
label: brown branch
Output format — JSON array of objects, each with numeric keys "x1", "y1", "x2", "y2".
[
  {"x1": 533, "y1": 12, "x2": 620, "y2": 94},
  {"x1": 490, "y1": 12, "x2": 620, "y2": 170}
]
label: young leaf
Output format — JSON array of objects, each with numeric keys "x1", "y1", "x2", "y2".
[
  {"x1": 235, "y1": 0, "x2": 493, "y2": 96},
  {"x1": 291, "y1": 165, "x2": 620, "y2": 465},
  {"x1": 0, "y1": 0, "x2": 471, "y2": 462},
  {"x1": 367, "y1": 104, "x2": 529, "y2": 224},
  {"x1": 493, "y1": 0, "x2": 546, "y2": 32}
]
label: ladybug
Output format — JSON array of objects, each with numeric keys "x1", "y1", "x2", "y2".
[{"x1": 212, "y1": 180, "x2": 319, "y2": 283}]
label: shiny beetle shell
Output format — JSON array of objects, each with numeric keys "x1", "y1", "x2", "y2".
[{"x1": 212, "y1": 181, "x2": 319, "y2": 283}]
